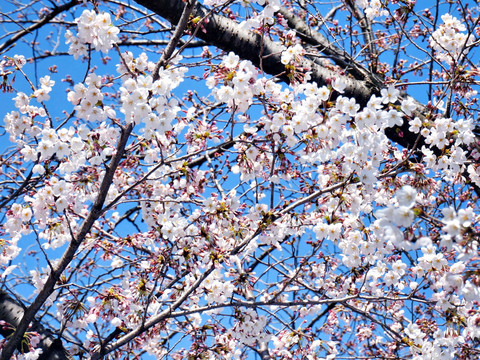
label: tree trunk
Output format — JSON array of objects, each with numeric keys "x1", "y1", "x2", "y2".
[{"x1": 0, "y1": 291, "x2": 71, "y2": 360}]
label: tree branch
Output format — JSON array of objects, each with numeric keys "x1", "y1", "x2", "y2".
[
  {"x1": 0, "y1": 124, "x2": 134, "y2": 360},
  {"x1": 133, "y1": 0, "x2": 375, "y2": 104},
  {"x1": 0, "y1": 0, "x2": 78, "y2": 55}
]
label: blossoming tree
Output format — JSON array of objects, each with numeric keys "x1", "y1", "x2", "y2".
[{"x1": 1, "y1": 0, "x2": 480, "y2": 359}]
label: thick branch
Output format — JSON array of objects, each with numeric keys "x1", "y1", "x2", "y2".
[
  {"x1": 133, "y1": 0, "x2": 375, "y2": 105},
  {"x1": 0, "y1": 290, "x2": 71, "y2": 360}
]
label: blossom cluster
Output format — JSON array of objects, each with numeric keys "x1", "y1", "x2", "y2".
[
  {"x1": 67, "y1": 73, "x2": 115, "y2": 123},
  {"x1": 419, "y1": 117, "x2": 475, "y2": 180},
  {"x1": 430, "y1": 14, "x2": 473, "y2": 65},
  {"x1": 375, "y1": 185, "x2": 418, "y2": 248},
  {"x1": 65, "y1": 9, "x2": 119, "y2": 59},
  {"x1": 440, "y1": 206, "x2": 475, "y2": 247},
  {"x1": 356, "y1": 0, "x2": 388, "y2": 19},
  {"x1": 281, "y1": 43, "x2": 304, "y2": 65},
  {"x1": 118, "y1": 53, "x2": 185, "y2": 138},
  {"x1": 0, "y1": 55, "x2": 26, "y2": 93},
  {"x1": 238, "y1": 0, "x2": 280, "y2": 29},
  {"x1": 203, "y1": 269, "x2": 234, "y2": 304},
  {"x1": 228, "y1": 308, "x2": 270, "y2": 347},
  {"x1": 4, "y1": 91, "x2": 46, "y2": 143},
  {"x1": 208, "y1": 52, "x2": 260, "y2": 113}
]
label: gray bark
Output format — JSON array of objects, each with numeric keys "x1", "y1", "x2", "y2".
[
  {"x1": 0, "y1": 291, "x2": 71, "y2": 360},
  {"x1": 134, "y1": 0, "x2": 375, "y2": 99}
]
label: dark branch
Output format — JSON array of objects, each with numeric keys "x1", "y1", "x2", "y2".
[{"x1": 0, "y1": 290, "x2": 71, "y2": 360}]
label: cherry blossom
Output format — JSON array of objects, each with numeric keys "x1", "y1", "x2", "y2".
[
  {"x1": 430, "y1": 14, "x2": 473, "y2": 65},
  {"x1": 0, "y1": 1, "x2": 480, "y2": 360}
]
